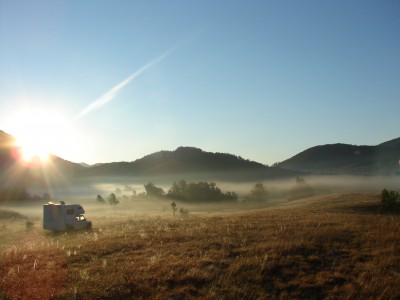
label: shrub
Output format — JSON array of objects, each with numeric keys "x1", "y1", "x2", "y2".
[
  {"x1": 380, "y1": 188, "x2": 399, "y2": 212},
  {"x1": 97, "y1": 195, "x2": 105, "y2": 203}
]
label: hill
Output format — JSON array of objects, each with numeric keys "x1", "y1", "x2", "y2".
[
  {"x1": 0, "y1": 130, "x2": 84, "y2": 188},
  {"x1": 78, "y1": 146, "x2": 298, "y2": 181},
  {"x1": 0, "y1": 131, "x2": 298, "y2": 186},
  {"x1": 3, "y1": 129, "x2": 399, "y2": 184},
  {"x1": 277, "y1": 137, "x2": 400, "y2": 175}
]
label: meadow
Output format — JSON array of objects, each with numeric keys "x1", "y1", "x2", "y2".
[{"x1": 0, "y1": 193, "x2": 399, "y2": 299}]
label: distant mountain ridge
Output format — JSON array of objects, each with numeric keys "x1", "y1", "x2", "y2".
[
  {"x1": 277, "y1": 137, "x2": 400, "y2": 175},
  {"x1": 1, "y1": 130, "x2": 399, "y2": 187},
  {"x1": 78, "y1": 146, "x2": 298, "y2": 180}
]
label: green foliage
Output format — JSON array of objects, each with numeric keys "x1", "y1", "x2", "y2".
[
  {"x1": 244, "y1": 183, "x2": 269, "y2": 202},
  {"x1": 107, "y1": 193, "x2": 119, "y2": 205},
  {"x1": 288, "y1": 177, "x2": 315, "y2": 200},
  {"x1": 167, "y1": 180, "x2": 237, "y2": 202},
  {"x1": 144, "y1": 182, "x2": 165, "y2": 197},
  {"x1": 380, "y1": 188, "x2": 400, "y2": 212}
]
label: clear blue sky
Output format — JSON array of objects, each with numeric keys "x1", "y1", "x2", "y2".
[{"x1": 0, "y1": 0, "x2": 399, "y2": 165}]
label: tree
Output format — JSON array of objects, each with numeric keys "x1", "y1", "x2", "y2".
[
  {"x1": 380, "y1": 188, "x2": 399, "y2": 212},
  {"x1": 108, "y1": 193, "x2": 119, "y2": 205},
  {"x1": 167, "y1": 180, "x2": 237, "y2": 202},
  {"x1": 144, "y1": 182, "x2": 165, "y2": 197},
  {"x1": 0, "y1": 187, "x2": 31, "y2": 203},
  {"x1": 244, "y1": 183, "x2": 269, "y2": 202},
  {"x1": 171, "y1": 201, "x2": 177, "y2": 218},
  {"x1": 168, "y1": 180, "x2": 188, "y2": 201},
  {"x1": 97, "y1": 194, "x2": 105, "y2": 203}
]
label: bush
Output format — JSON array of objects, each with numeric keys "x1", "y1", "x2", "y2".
[
  {"x1": 97, "y1": 195, "x2": 105, "y2": 203},
  {"x1": 380, "y1": 188, "x2": 400, "y2": 212}
]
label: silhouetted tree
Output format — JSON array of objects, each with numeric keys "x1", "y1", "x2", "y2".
[
  {"x1": 167, "y1": 180, "x2": 237, "y2": 202},
  {"x1": 171, "y1": 201, "x2": 177, "y2": 218},
  {"x1": 168, "y1": 180, "x2": 189, "y2": 201},
  {"x1": 380, "y1": 188, "x2": 400, "y2": 212},
  {"x1": 0, "y1": 187, "x2": 31, "y2": 203},
  {"x1": 144, "y1": 182, "x2": 165, "y2": 197},
  {"x1": 97, "y1": 195, "x2": 105, "y2": 203},
  {"x1": 244, "y1": 183, "x2": 269, "y2": 202},
  {"x1": 108, "y1": 193, "x2": 119, "y2": 205}
]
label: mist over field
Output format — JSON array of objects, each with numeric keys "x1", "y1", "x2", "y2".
[
  {"x1": 45, "y1": 174, "x2": 400, "y2": 199},
  {"x1": 1, "y1": 152, "x2": 399, "y2": 299},
  {"x1": 5, "y1": 174, "x2": 397, "y2": 219}
]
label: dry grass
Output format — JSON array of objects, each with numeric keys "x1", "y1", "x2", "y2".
[{"x1": 0, "y1": 193, "x2": 399, "y2": 299}]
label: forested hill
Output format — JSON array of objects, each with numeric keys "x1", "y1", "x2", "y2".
[
  {"x1": 78, "y1": 147, "x2": 298, "y2": 180},
  {"x1": 3, "y1": 129, "x2": 400, "y2": 182},
  {"x1": 277, "y1": 137, "x2": 400, "y2": 175},
  {"x1": 1, "y1": 131, "x2": 297, "y2": 183}
]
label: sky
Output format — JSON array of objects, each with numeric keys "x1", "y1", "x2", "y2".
[{"x1": 0, "y1": 0, "x2": 399, "y2": 166}]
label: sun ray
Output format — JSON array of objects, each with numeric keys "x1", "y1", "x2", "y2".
[{"x1": 4, "y1": 107, "x2": 76, "y2": 164}]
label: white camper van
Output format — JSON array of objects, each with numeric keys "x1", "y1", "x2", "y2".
[{"x1": 43, "y1": 202, "x2": 92, "y2": 231}]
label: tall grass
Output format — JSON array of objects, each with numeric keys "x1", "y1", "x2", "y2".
[{"x1": 0, "y1": 193, "x2": 399, "y2": 299}]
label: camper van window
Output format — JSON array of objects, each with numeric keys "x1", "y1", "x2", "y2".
[{"x1": 67, "y1": 209, "x2": 74, "y2": 215}]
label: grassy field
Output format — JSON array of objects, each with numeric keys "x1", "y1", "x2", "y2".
[{"x1": 0, "y1": 193, "x2": 399, "y2": 299}]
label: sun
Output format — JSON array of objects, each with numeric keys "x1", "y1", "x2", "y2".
[
  {"x1": 19, "y1": 135, "x2": 53, "y2": 162},
  {"x1": 6, "y1": 108, "x2": 75, "y2": 163}
]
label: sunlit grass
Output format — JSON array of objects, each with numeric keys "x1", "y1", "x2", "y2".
[{"x1": 0, "y1": 193, "x2": 399, "y2": 299}]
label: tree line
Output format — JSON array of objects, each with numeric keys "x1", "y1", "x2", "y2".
[
  {"x1": 97, "y1": 180, "x2": 239, "y2": 205},
  {"x1": 96, "y1": 177, "x2": 317, "y2": 206},
  {"x1": 0, "y1": 186, "x2": 51, "y2": 204}
]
